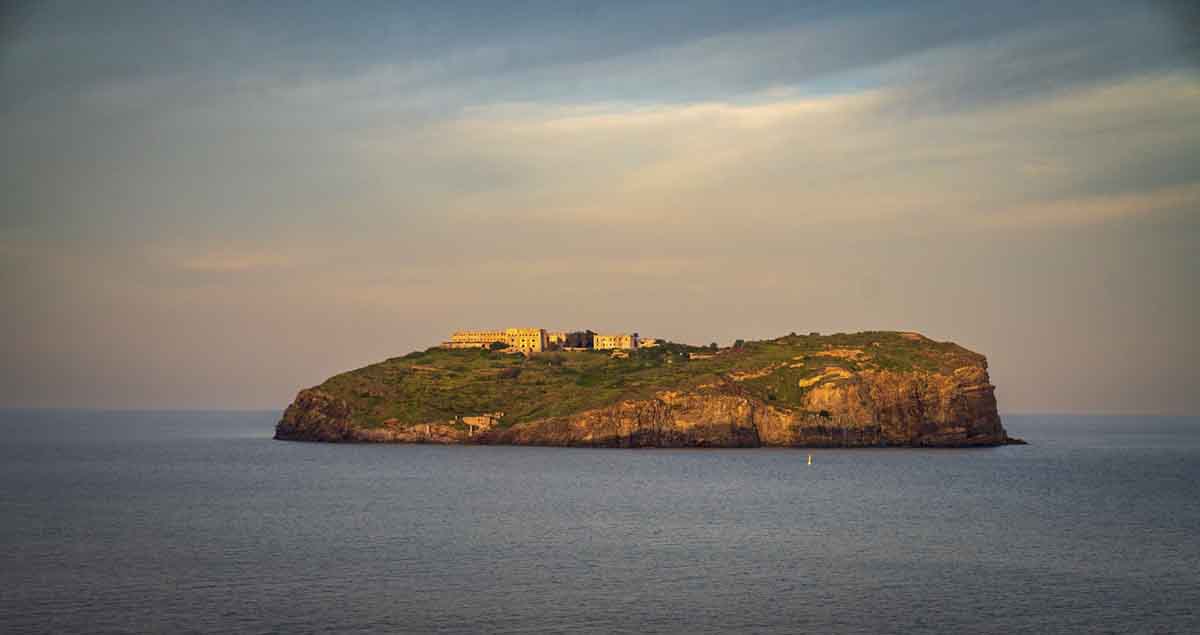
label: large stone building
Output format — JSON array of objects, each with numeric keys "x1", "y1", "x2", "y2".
[
  {"x1": 505, "y1": 327, "x2": 547, "y2": 353},
  {"x1": 546, "y1": 330, "x2": 597, "y2": 350},
  {"x1": 593, "y1": 333, "x2": 639, "y2": 350},
  {"x1": 564, "y1": 330, "x2": 594, "y2": 349},
  {"x1": 444, "y1": 328, "x2": 547, "y2": 352},
  {"x1": 443, "y1": 330, "x2": 509, "y2": 349},
  {"x1": 444, "y1": 327, "x2": 640, "y2": 353}
]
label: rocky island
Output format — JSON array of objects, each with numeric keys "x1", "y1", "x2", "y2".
[{"x1": 276, "y1": 330, "x2": 1022, "y2": 447}]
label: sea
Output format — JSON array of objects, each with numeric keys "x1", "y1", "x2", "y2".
[{"x1": 1, "y1": 411, "x2": 1197, "y2": 634}]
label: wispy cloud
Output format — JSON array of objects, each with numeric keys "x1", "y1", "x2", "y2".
[
  {"x1": 358, "y1": 70, "x2": 1200, "y2": 231},
  {"x1": 985, "y1": 183, "x2": 1200, "y2": 227}
]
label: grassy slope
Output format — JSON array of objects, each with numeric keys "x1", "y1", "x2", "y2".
[{"x1": 313, "y1": 332, "x2": 984, "y2": 429}]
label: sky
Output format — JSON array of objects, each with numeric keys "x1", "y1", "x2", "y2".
[{"x1": 1, "y1": 1, "x2": 1198, "y2": 413}]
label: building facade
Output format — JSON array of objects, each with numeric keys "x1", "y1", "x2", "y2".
[
  {"x1": 504, "y1": 327, "x2": 547, "y2": 353},
  {"x1": 443, "y1": 330, "x2": 509, "y2": 349},
  {"x1": 593, "y1": 333, "x2": 639, "y2": 350},
  {"x1": 564, "y1": 330, "x2": 594, "y2": 349},
  {"x1": 443, "y1": 327, "x2": 640, "y2": 352}
]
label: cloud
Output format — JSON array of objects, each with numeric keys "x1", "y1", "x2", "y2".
[
  {"x1": 6, "y1": 0, "x2": 1196, "y2": 243},
  {"x1": 12, "y1": 1, "x2": 1189, "y2": 126},
  {"x1": 985, "y1": 183, "x2": 1200, "y2": 227},
  {"x1": 363, "y1": 70, "x2": 1200, "y2": 232}
]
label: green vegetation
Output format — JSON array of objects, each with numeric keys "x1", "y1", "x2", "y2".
[{"x1": 313, "y1": 331, "x2": 984, "y2": 430}]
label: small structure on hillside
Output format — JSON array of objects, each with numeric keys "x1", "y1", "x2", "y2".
[{"x1": 460, "y1": 412, "x2": 503, "y2": 435}]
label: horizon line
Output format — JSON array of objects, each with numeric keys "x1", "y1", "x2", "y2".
[{"x1": 0, "y1": 407, "x2": 1195, "y2": 418}]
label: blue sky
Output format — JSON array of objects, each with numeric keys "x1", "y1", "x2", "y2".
[{"x1": 1, "y1": 1, "x2": 1198, "y2": 412}]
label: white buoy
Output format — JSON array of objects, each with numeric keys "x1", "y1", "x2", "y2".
[{"x1": 807, "y1": 454, "x2": 812, "y2": 465}]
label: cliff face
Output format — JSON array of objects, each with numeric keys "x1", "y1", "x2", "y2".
[
  {"x1": 276, "y1": 333, "x2": 1014, "y2": 447},
  {"x1": 274, "y1": 389, "x2": 356, "y2": 441}
]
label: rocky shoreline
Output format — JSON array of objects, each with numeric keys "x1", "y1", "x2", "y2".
[{"x1": 276, "y1": 360, "x2": 1024, "y2": 448}]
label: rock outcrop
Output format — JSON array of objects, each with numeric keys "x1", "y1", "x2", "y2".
[{"x1": 276, "y1": 331, "x2": 1019, "y2": 447}]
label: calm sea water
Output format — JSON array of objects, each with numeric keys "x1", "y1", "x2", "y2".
[{"x1": 1, "y1": 411, "x2": 1198, "y2": 634}]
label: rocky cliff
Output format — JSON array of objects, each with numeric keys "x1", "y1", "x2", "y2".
[{"x1": 275, "y1": 331, "x2": 1021, "y2": 447}]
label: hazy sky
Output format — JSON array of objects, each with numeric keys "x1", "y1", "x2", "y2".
[{"x1": 2, "y1": 1, "x2": 1198, "y2": 413}]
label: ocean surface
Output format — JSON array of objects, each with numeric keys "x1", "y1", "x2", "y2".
[{"x1": 1, "y1": 412, "x2": 1198, "y2": 634}]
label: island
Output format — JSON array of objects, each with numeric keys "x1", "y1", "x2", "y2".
[{"x1": 276, "y1": 328, "x2": 1023, "y2": 447}]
